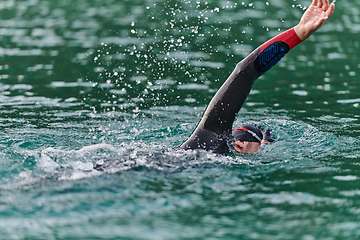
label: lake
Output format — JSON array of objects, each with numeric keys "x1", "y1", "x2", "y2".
[{"x1": 1, "y1": 0, "x2": 360, "y2": 239}]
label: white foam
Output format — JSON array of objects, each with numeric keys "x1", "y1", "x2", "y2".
[{"x1": 38, "y1": 153, "x2": 59, "y2": 173}]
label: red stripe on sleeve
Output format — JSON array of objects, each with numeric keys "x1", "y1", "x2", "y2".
[{"x1": 260, "y1": 28, "x2": 302, "y2": 52}]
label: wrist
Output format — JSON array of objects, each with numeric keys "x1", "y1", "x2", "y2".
[{"x1": 294, "y1": 24, "x2": 310, "y2": 41}]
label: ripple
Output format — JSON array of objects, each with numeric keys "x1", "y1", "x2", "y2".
[
  {"x1": 178, "y1": 83, "x2": 209, "y2": 90},
  {"x1": 190, "y1": 60, "x2": 225, "y2": 68},
  {"x1": 292, "y1": 90, "x2": 307, "y2": 96},
  {"x1": 50, "y1": 81, "x2": 94, "y2": 88},
  {"x1": 333, "y1": 175, "x2": 359, "y2": 181},
  {"x1": 337, "y1": 98, "x2": 360, "y2": 104},
  {"x1": 328, "y1": 52, "x2": 348, "y2": 59},
  {"x1": 0, "y1": 47, "x2": 43, "y2": 56}
]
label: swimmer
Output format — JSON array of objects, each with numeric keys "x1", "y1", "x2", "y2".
[{"x1": 179, "y1": 0, "x2": 335, "y2": 154}]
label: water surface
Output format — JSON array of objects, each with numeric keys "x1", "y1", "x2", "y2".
[{"x1": 1, "y1": 0, "x2": 360, "y2": 239}]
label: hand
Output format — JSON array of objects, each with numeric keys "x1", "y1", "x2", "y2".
[{"x1": 294, "y1": 0, "x2": 335, "y2": 41}]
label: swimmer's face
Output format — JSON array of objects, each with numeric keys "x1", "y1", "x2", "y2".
[{"x1": 233, "y1": 140, "x2": 261, "y2": 154}]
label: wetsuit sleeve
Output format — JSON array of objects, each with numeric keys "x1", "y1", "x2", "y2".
[{"x1": 180, "y1": 28, "x2": 301, "y2": 151}]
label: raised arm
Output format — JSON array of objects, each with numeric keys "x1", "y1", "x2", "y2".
[
  {"x1": 179, "y1": 0, "x2": 335, "y2": 152},
  {"x1": 202, "y1": 0, "x2": 335, "y2": 131}
]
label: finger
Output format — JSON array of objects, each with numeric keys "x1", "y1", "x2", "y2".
[
  {"x1": 312, "y1": 0, "x2": 318, "y2": 8},
  {"x1": 317, "y1": 0, "x2": 323, "y2": 8},
  {"x1": 323, "y1": 0, "x2": 329, "y2": 11},
  {"x1": 326, "y1": 3, "x2": 335, "y2": 17}
]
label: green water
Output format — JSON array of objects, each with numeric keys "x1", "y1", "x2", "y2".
[{"x1": 1, "y1": 0, "x2": 360, "y2": 239}]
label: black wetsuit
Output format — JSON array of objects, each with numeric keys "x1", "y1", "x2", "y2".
[{"x1": 179, "y1": 28, "x2": 302, "y2": 154}]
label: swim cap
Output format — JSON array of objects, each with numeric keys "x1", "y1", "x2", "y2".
[{"x1": 232, "y1": 124, "x2": 275, "y2": 144}]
